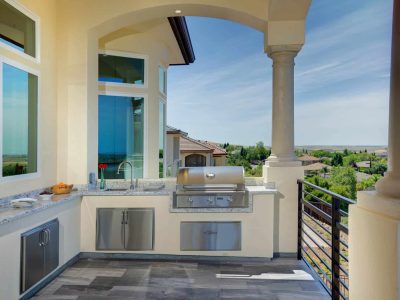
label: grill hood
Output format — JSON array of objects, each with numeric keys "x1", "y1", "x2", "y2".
[{"x1": 176, "y1": 166, "x2": 245, "y2": 190}]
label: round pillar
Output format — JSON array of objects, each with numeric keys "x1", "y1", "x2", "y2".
[
  {"x1": 375, "y1": 0, "x2": 400, "y2": 198},
  {"x1": 266, "y1": 45, "x2": 302, "y2": 166}
]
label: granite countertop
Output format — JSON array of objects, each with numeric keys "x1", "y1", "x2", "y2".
[
  {"x1": 0, "y1": 192, "x2": 81, "y2": 226},
  {"x1": 0, "y1": 184, "x2": 276, "y2": 226},
  {"x1": 0, "y1": 187, "x2": 173, "y2": 226},
  {"x1": 245, "y1": 186, "x2": 278, "y2": 194}
]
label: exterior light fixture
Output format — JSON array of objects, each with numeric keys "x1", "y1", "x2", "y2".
[{"x1": 175, "y1": 9, "x2": 182, "y2": 14}]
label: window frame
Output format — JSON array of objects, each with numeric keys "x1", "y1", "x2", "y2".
[
  {"x1": 97, "y1": 90, "x2": 148, "y2": 179},
  {"x1": 159, "y1": 98, "x2": 166, "y2": 178},
  {"x1": 98, "y1": 49, "x2": 148, "y2": 89},
  {"x1": 0, "y1": 56, "x2": 41, "y2": 182},
  {"x1": 0, "y1": 0, "x2": 41, "y2": 63},
  {"x1": 158, "y1": 65, "x2": 167, "y2": 97}
]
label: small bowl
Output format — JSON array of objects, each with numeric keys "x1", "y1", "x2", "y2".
[{"x1": 39, "y1": 194, "x2": 53, "y2": 201}]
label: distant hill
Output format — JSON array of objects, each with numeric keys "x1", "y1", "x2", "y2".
[{"x1": 295, "y1": 145, "x2": 387, "y2": 153}]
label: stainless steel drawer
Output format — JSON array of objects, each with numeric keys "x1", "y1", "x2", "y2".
[{"x1": 180, "y1": 221, "x2": 241, "y2": 251}]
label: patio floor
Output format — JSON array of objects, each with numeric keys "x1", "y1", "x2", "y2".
[{"x1": 32, "y1": 257, "x2": 330, "y2": 300}]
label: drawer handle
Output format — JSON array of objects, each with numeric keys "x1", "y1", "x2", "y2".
[{"x1": 203, "y1": 230, "x2": 218, "y2": 235}]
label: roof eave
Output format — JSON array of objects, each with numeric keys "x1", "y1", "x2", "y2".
[{"x1": 168, "y1": 16, "x2": 195, "y2": 65}]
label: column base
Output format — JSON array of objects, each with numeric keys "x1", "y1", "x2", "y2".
[
  {"x1": 263, "y1": 164, "x2": 304, "y2": 253},
  {"x1": 265, "y1": 155, "x2": 302, "y2": 167},
  {"x1": 375, "y1": 172, "x2": 400, "y2": 199},
  {"x1": 349, "y1": 191, "x2": 400, "y2": 300}
]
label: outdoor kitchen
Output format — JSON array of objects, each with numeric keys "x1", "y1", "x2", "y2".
[{"x1": 79, "y1": 166, "x2": 277, "y2": 257}]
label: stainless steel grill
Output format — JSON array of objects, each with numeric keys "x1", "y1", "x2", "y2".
[{"x1": 173, "y1": 166, "x2": 248, "y2": 208}]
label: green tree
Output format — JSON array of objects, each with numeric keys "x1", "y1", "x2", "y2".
[
  {"x1": 331, "y1": 153, "x2": 343, "y2": 166},
  {"x1": 357, "y1": 174, "x2": 382, "y2": 191},
  {"x1": 311, "y1": 150, "x2": 333, "y2": 158},
  {"x1": 330, "y1": 167, "x2": 357, "y2": 200}
]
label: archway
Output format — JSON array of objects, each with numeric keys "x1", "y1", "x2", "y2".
[{"x1": 185, "y1": 154, "x2": 207, "y2": 167}]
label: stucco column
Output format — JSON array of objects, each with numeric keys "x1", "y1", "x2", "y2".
[
  {"x1": 349, "y1": 2, "x2": 400, "y2": 299},
  {"x1": 263, "y1": 45, "x2": 303, "y2": 254},
  {"x1": 375, "y1": 0, "x2": 400, "y2": 198},
  {"x1": 265, "y1": 45, "x2": 302, "y2": 167}
]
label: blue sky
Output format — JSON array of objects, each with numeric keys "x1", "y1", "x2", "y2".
[{"x1": 167, "y1": 0, "x2": 392, "y2": 146}]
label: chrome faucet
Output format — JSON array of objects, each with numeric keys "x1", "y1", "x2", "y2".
[{"x1": 117, "y1": 160, "x2": 135, "y2": 190}]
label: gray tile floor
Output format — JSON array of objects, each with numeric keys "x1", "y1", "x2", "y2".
[{"x1": 32, "y1": 258, "x2": 330, "y2": 299}]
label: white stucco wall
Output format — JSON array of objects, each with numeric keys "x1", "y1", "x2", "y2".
[
  {"x1": 349, "y1": 191, "x2": 400, "y2": 300},
  {"x1": 0, "y1": 199, "x2": 81, "y2": 300},
  {"x1": 0, "y1": 0, "x2": 57, "y2": 198},
  {"x1": 80, "y1": 194, "x2": 275, "y2": 257},
  {"x1": 96, "y1": 24, "x2": 177, "y2": 178}
]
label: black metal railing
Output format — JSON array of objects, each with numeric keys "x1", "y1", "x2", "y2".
[{"x1": 297, "y1": 179, "x2": 356, "y2": 300}]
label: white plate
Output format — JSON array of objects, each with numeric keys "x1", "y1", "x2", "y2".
[
  {"x1": 11, "y1": 198, "x2": 37, "y2": 208},
  {"x1": 39, "y1": 194, "x2": 54, "y2": 201}
]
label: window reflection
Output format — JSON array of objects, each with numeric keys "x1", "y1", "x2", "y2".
[
  {"x1": 98, "y1": 95, "x2": 144, "y2": 179},
  {"x1": 2, "y1": 63, "x2": 38, "y2": 177}
]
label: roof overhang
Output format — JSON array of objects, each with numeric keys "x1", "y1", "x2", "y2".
[{"x1": 168, "y1": 17, "x2": 195, "y2": 65}]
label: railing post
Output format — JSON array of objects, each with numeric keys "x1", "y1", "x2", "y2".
[
  {"x1": 331, "y1": 196, "x2": 341, "y2": 300},
  {"x1": 297, "y1": 180, "x2": 303, "y2": 260}
]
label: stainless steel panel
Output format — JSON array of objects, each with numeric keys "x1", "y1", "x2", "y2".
[
  {"x1": 96, "y1": 208, "x2": 125, "y2": 250},
  {"x1": 180, "y1": 221, "x2": 241, "y2": 251},
  {"x1": 20, "y1": 218, "x2": 59, "y2": 294},
  {"x1": 43, "y1": 219, "x2": 59, "y2": 276},
  {"x1": 21, "y1": 227, "x2": 44, "y2": 293},
  {"x1": 125, "y1": 208, "x2": 154, "y2": 250},
  {"x1": 173, "y1": 192, "x2": 248, "y2": 208},
  {"x1": 176, "y1": 166, "x2": 244, "y2": 186}
]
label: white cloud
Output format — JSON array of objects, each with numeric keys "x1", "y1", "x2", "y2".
[
  {"x1": 168, "y1": 1, "x2": 391, "y2": 146},
  {"x1": 295, "y1": 89, "x2": 389, "y2": 145}
]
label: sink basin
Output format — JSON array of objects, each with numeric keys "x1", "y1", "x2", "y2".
[{"x1": 105, "y1": 188, "x2": 129, "y2": 192}]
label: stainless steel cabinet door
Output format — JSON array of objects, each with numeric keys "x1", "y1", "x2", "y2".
[
  {"x1": 96, "y1": 208, "x2": 125, "y2": 250},
  {"x1": 124, "y1": 208, "x2": 154, "y2": 250},
  {"x1": 43, "y1": 219, "x2": 59, "y2": 276},
  {"x1": 21, "y1": 227, "x2": 44, "y2": 293},
  {"x1": 180, "y1": 221, "x2": 241, "y2": 251}
]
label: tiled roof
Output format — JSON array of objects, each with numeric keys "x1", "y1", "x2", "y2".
[
  {"x1": 299, "y1": 155, "x2": 321, "y2": 162},
  {"x1": 303, "y1": 163, "x2": 331, "y2": 171},
  {"x1": 199, "y1": 141, "x2": 227, "y2": 156},
  {"x1": 166, "y1": 125, "x2": 188, "y2": 136},
  {"x1": 179, "y1": 136, "x2": 227, "y2": 156},
  {"x1": 180, "y1": 136, "x2": 213, "y2": 152},
  {"x1": 355, "y1": 161, "x2": 371, "y2": 168}
]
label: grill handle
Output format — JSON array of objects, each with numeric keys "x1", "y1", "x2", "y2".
[{"x1": 206, "y1": 173, "x2": 215, "y2": 179}]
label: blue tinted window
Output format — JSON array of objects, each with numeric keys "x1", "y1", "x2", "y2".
[
  {"x1": 98, "y1": 95, "x2": 144, "y2": 179},
  {"x1": 159, "y1": 101, "x2": 165, "y2": 178},
  {"x1": 0, "y1": 0, "x2": 36, "y2": 57},
  {"x1": 99, "y1": 54, "x2": 145, "y2": 85},
  {"x1": 2, "y1": 63, "x2": 38, "y2": 177}
]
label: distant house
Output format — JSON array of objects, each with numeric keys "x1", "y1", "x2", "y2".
[
  {"x1": 165, "y1": 126, "x2": 227, "y2": 174},
  {"x1": 374, "y1": 149, "x2": 388, "y2": 158},
  {"x1": 303, "y1": 162, "x2": 331, "y2": 176},
  {"x1": 355, "y1": 171, "x2": 372, "y2": 183},
  {"x1": 355, "y1": 161, "x2": 371, "y2": 169},
  {"x1": 299, "y1": 155, "x2": 321, "y2": 166}
]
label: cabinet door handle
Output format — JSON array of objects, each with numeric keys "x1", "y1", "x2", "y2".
[
  {"x1": 121, "y1": 211, "x2": 125, "y2": 224},
  {"x1": 203, "y1": 230, "x2": 218, "y2": 235},
  {"x1": 39, "y1": 230, "x2": 44, "y2": 246},
  {"x1": 46, "y1": 229, "x2": 51, "y2": 245},
  {"x1": 125, "y1": 212, "x2": 129, "y2": 224},
  {"x1": 206, "y1": 173, "x2": 215, "y2": 179}
]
